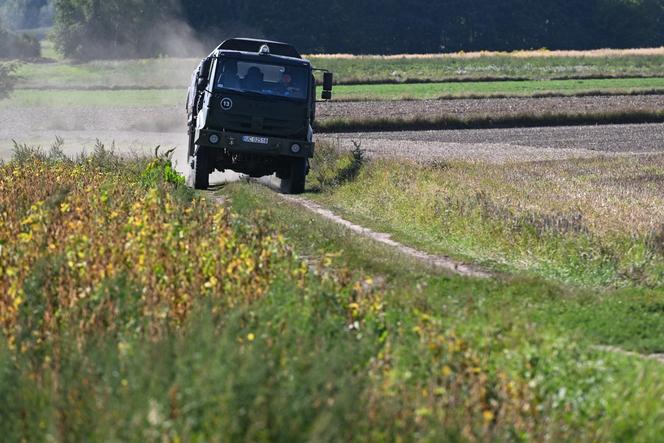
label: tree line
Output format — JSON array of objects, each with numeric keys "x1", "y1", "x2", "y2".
[
  {"x1": 0, "y1": 0, "x2": 52, "y2": 30},
  {"x1": 6, "y1": 0, "x2": 664, "y2": 59}
]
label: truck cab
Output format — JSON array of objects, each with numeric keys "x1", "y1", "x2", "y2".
[{"x1": 186, "y1": 38, "x2": 333, "y2": 193}]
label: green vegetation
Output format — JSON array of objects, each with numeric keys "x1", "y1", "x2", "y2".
[
  {"x1": 308, "y1": 144, "x2": 664, "y2": 288},
  {"x1": 228, "y1": 182, "x2": 664, "y2": 352},
  {"x1": 15, "y1": 57, "x2": 197, "y2": 89},
  {"x1": 52, "y1": 0, "x2": 177, "y2": 59},
  {"x1": 51, "y1": 0, "x2": 664, "y2": 57},
  {"x1": 13, "y1": 54, "x2": 664, "y2": 89},
  {"x1": 4, "y1": 146, "x2": 664, "y2": 440},
  {"x1": 5, "y1": 78, "x2": 664, "y2": 109},
  {"x1": 309, "y1": 53, "x2": 664, "y2": 84},
  {"x1": 39, "y1": 38, "x2": 61, "y2": 61},
  {"x1": 223, "y1": 183, "x2": 664, "y2": 441},
  {"x1": 0, "y1": 88, "x2": 181, "y2": 107},
  {"x1": 332, "y1": 77, "x2": 664, "y2": 100}
]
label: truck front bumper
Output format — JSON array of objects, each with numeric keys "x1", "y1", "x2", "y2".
[{"x1": 195, "y1": 129, "x2": 314, "y2": 158}]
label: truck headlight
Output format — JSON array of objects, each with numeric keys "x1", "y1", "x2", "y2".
[
  {"x1": 209, "y1": 134, "x2": 220, "y2": 144},
  {"x1": 291, "y1": 143, "x2": 301, "y2": 153}
]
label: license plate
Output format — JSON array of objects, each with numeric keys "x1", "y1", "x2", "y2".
[{"x1": 242, "y1": 135, "x2": 269, "y2": 145}]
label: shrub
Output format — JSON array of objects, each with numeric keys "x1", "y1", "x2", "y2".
[{"x1": 0, "y1": 25, "x2": 40, "y2": 59}]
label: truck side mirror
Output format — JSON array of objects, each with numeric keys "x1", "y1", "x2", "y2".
[
  {"x1": 322, "y1": 72, "x2": 333, "y2": 100},
  {"x1": 323, "y1": 72, "x2": 333, "y2": 91},
  {"x1": 197, "y1": 77, "x2": 206, "y2": 89}
]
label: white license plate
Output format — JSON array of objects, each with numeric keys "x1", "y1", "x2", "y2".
[{"x1": 242, "y1": 135, "x2": 269, "y2": 145}]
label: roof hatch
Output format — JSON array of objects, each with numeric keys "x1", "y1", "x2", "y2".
[{"x1": 216, "y1": 38, "x2": 302, "y2": 59}]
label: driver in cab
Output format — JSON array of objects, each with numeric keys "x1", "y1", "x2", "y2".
[{"x1": 279, "y1": 70, "x2": 300, "y2": 97}]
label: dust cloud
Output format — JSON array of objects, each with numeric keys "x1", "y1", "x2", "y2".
[{"x1": 1, "y1": 10, "x2": 260, "y2": 183}]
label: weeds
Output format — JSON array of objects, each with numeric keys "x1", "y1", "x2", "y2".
[
  {"x1": 310, "y1": 139, "x2": 366, "y2": 191},
  {"x1": 0, "y1": 146, "x2": 299, "y2": 350},
  {"x1": 140, "y1": 145, "x2": 184, "y2": 187}
]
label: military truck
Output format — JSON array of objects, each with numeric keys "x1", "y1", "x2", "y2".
[{"x1": 186, "y1": 38, "x2": 333, "y2": 193}]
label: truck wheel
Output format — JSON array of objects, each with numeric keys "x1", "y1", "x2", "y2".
[
  {"x1": 280, "y1": 157, "x2": 306, "y2": 194},
  {"x1": 192, "y1": 146, "x2": 210, "y2": 190}
]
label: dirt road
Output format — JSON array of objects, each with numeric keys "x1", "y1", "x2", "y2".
[
  {"x1": 2, "y1": 121, "x2": 663, "y2": 167},
  {"x1": 2, "y1": 94, "x2": 663, "y2": 136},
  {"x1": 1, "y1": 94, "x2": 662, "y2": 167}
]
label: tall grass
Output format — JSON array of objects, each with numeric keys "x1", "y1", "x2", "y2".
[{"x1": 311, "y1": 147, "x2": 664, "y2": 287}]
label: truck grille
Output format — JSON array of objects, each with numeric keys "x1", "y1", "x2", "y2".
[{"x1": 219, "y1": 114, "x2": 303, "y2": 137}]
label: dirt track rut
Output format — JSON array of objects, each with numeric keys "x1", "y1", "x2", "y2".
[{"x1": 277, "y1": 194, "x2": 492, "y2": 278}]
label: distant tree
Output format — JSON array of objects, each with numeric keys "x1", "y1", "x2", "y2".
[
  {"x1": 53, "y1": 0, "x2": 179, "y2": 59},
  {"x1": 595, "y1": 0, "x2": 664, "y2": 48},
  {"x1": 0, "y1": 0, "x2": 52, "y2": 29},
  {"x1": 50, "y1": 0, "x2": 664, "y2": 58}
]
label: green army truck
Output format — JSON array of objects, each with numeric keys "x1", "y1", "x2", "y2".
[{"x1": 186, "y1": 38, "x2": 333, "y2": 193}]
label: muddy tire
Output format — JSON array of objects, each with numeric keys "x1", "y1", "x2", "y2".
[
  {"x1": 280, "y1": 157, "x2": 306, "y2": 194},
  {"x1": 191, "y1": 146, "x2": 210, "y2": 190}
]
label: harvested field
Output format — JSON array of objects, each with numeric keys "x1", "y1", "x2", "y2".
[{"x1": 321, "y1": 123, "x2": 664, "y2": 164}]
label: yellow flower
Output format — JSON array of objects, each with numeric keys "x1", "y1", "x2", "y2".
[
  {"x1": 247, "y1": 333, "x2": 255, "y2": 342},
  {"x1": 483, "y1": 410, "x2": 494, "y2": 422}
]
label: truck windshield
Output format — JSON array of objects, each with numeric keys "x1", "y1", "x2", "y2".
[{"x1": 216, "y1": 58, "x2": 309, "y2": 100}]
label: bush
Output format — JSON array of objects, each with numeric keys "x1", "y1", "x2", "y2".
[{"x1": 0, "y1": 26, "x2": 40, "y2": 59}]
